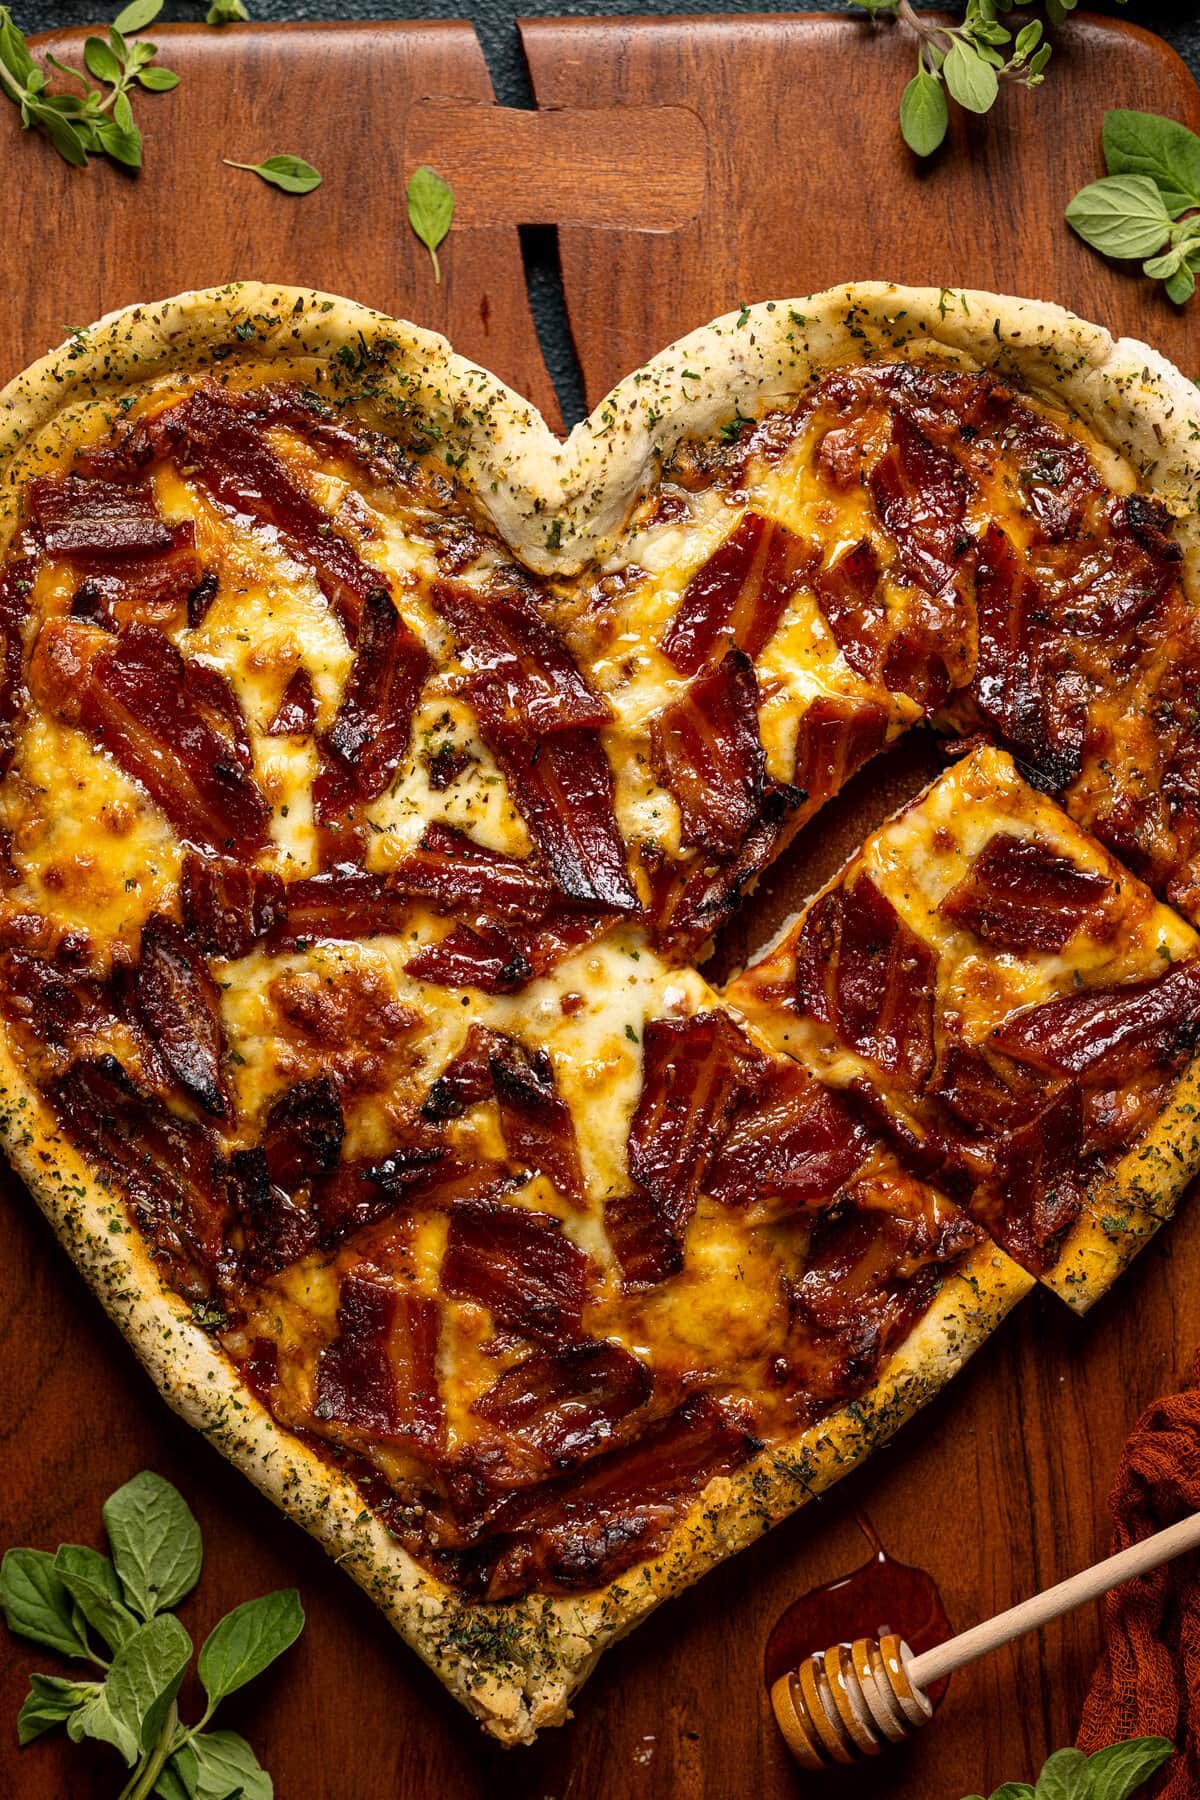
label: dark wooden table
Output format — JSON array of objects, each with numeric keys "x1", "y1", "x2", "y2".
[{"x1": 2, "y1": 14, "x2": 1200, "y2": 1797}]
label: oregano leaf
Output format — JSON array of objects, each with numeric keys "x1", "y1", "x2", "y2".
[
  {"x1": 406, "y1": 164, "x2": 454, "y2": 282},
  {"x1": 1087, "y1": 1736, "x2": 1175, "y2": 1800},
  {"x1": 1033, "y1": 1747, "x2": 1089, "y2": 1800},
  {"x1": 900, "y1": 68, "x2": 949, "y2": 156},
  {"x1": 1065, "y1": 174, "x2": 1173, "y2": 259},
  {"x1": 1103, "y1": 109, "x2": 1200, "y2": 217},
  {"x1": 198, "y1": 1589, "x2": 304, "y2": 1707},
  {"x1": 943, "y1": 38, "x2": 999, "y2": 114},
  {"x1": 103, "y1": 1472, "x2": 203, "y2": 1619},
  {"x1": 223, "y1": 154, "x2": 322, "y2": 194},
  {"x1": 0, "y1": 1547, "x2": 93, "y2": 1659},
  {"x1": 17, "y1": 1674, "x2": 100, "y2": 1746},
  {"x1": 83, "y1": 34, "x2": 121, "y2": 84},
  {"x1": 112, "y1": 0, "x2": 162, "y2": 34}
]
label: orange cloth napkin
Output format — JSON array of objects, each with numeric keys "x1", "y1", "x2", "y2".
[{"x1": 1076, "y1": 1349, "x2": 1200, "y2": 1796}]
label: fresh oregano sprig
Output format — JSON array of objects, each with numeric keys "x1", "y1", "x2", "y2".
[
  {"x1": 850, "y1": 0, "x2": 1105, "y2": 158},
  {"x1": 0, "y1": 0, "x2": 177, "y2": 170},
  {"x1": 962, "y1": 1735, "x2": 1174, "y2": 1800},
  {"x1": 1, "y1": 1471, "x2": 303, "y2": 1800},
  {"x1": 1067, "y1": 109, "x2": 1200, "y2": 304}
]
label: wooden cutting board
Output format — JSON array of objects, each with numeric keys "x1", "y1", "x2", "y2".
[{"x1": 2, "y1": 15, "x2": 1199, "y2": 1799}]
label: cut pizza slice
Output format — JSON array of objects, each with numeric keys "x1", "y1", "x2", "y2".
[{"x1": 725, "y1": 743, "x2": 1200, "y2": 1308}]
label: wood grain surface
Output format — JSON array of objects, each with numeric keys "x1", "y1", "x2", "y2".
[{"x1": 2, "y1": 14, "x2": 1200, "y2": 1800}]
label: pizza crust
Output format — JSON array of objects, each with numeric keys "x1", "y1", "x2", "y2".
[{"x1": 1, "y1": 279, "x2": 1198, "y2": 1740}]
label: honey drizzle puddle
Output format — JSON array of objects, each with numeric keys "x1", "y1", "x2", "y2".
[{"x1": 764, "y1": 1513, "x2": 955, "y2": 1706}]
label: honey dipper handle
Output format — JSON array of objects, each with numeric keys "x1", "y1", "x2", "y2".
[{"x1": 908, "y1": 1511, "x2": 1200, "y2": 1692}]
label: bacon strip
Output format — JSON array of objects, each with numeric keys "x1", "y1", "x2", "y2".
[
  {"x1": 49, "y1": 1055, "x2": 225, "y2": 1295},
  {"x1": 316, "y1": 586, "x2": 432, "y2": 813},
  {"x1": 706, "y1": 1062, "x2": 873, "y2": 1212},
  {"x1": 470, "y1": 1393, "x2": 757, "y2": 1598},
  {"x1": 648, "y1": 650, "x2": 765, "y2": 853},
  {"x1": 794, "y1": 875, "x2": 936, "y2": 1085},
  {"x1": 489, "y1": 1036, "x2": 586, "y2": 1207},
  {"x1": 127, "y1": 914, "x2": 228, "y2": 1117},
  {"x1": 404, "y1": 923, "x2": 532, "y2": 995},
  {"x1": 989, "y1": 960, "x2": 1200, "y2": 1082},
  {"x1": 792, "y1": 695, "x2": 889, "y2": 809},
  {"x1": 181, "y1": 853, "x2": 286, "y2": 960},
  {"x1": 654, "y1": 783, "x2": 803, "y2": 953},
  {"x1": 604, "y1": 1189, "x2": 684, "y2": 1291},
  {"x1": 867, "y1": 411, "x2": 968, "y2": 595},
  {"x1": 484, "y1": 726, "x2": 639, "y2": 912},
  {"x1": 441, "y1": 1200, "x2": 591, "y2": 1346},
  {"x1": 472, "y1": 1341, "x2": 652, "y2": 1465},
  {"x1": 266, "y1": 667, "x2": 317, "y2": 737},
  {"x1": 144, "y1": 385, "x2": 389, "y2": 639},
  {"x1": 315, "y1": 1269, "x2": 443, "y2": 1452},
  {"x1": 971, "y1": 521, "x2": 1083, "y2": 792},
  {"x1": 974, "y1": 1085, "x2": 1084, "y2": 1272},
  {"x1": 627, "y1": 1011, "x2": 767, "y2": 1238},
  {"x1": 390, "y1": 823, "x2": 557, "y2": 923},
  {"x1": 434, "y1": 585, "x2": 611, "y2": 734},
  {"x1": 226, "y1": 1076, "x2": 345, "y2": 1278},
  {"x1": 31, "y1": 619, "x2": 269, "y2": 856},
  {"x1": 661, "y1": 511, "x2": 812, "y2": 675},
  {"x1": 941, "y1": 833, "x2": 1114, "y2": 953},
  {"x1": 28, "y1": 476, "x2": 174, "y2": 559}
]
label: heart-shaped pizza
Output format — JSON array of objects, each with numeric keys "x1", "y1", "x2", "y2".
[{"x1": 2, "y1": 281, "x2": 1199, "y2": 1744}]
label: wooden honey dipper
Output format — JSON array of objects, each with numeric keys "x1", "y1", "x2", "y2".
[{"x1": 771, "y1": 1510, "x2": 1200, "y2": 1769}]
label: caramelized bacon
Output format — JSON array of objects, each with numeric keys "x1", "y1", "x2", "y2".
[
  {"x1": 226, "y1": 1077, "x2": 344, "y2": 1278},
  {"x1": 277, "y1": 866, "x2": 412, "y2": 946},
  {"x1": 867, "y1": 411, "x2": 968, "y2": 596},
  {"x1": 390, "y1": 823, "x2": 557, "y2": 923},
  {"x1": 49, "y1": 1055, "x2": 224, "y2": 1295},
  {"x1": 143, "y1": 385, "x2": 389, "y2": 639},
  {"x1": 0, "y1": 945, "x2": 116, "y2": 1059},
  {"x1": 648, "y1": 650, "x2": 765, "y2": 853},
  {"x1": 792, "y1": 695, "x2": 889, "y2": 808},
  {"x1": 794, "y1": 875, "x2": 936, "y2": 1084},
  {"x1": 661, "y1": 511, "x2": 812, "y2": 675},
  {"x1": 0, "y1": 555, "x2": 33, "y2": 774},
  {"x1": 420, "y1": 1024, "x2": 500, "y2": 1121},
  {"x1": 604, "y1": 1189, "x2": 684, "y2": 1290},
  {"x1": 434, "y1": 584, "x2": 611, "y2": 734},
  {"x1": 265, "y1": 667, "x2": 317, "y2": 737},
  {"x1": 974, "y1": 1085, "x2": 1084, "y2": 1272},
  {"x1": 357, "y1": 1147, "x2": 516, "y2": 1217},
  {"x1": 259, "y1": 1074, "x2": 345, "y2": 1187},
  {"x1": 941, "y1": 833, "x2": 1114, "y2": 953},
  {"x1": 29, "y1": 476, "x2": 174, "y2": 560},
  {"x1": 813, "y1": 534, "x2": 963, "y2": 710},
  {"x1": 705, "y1": 1062, "x2": 873, "y2": 1212},
  {"x1": 316, "y1": 587, "x2": 432, "y2": 813},
  {"x1": 31, "y1": 620, "x2": 269, "y2": 856},
  {"x1": 485, "y1": 725, "x2": 639, "y2": 912},
  {"x1": 989, "y1": 960, "x2": 1200, "y2": 1082},
  {"x1": 654, "y1": 782, "x2": 803, "y2": 953},
  {"x1": 472, "y1": 1341, "x2": 652, "y2": 1465},
  {"x1": 489, "y1": 1036, "x2": 586, "y2": 1207},
  {"x1": 127, "y1": 914, "x2": 228, "y2": 1117},
  {"x1": 315, "y1": 1269, "x2": 443, "y2": 1451},
  {"x1": 627, "y1": 1011, "x2": 767, "y2": 1237},
  {"x1": 971, "y1": 522, "x2": 1083, "y2": 792},
  {"x1": 181, "y1": 853, "x2": 285, "y2": 960},
  {"x1": 469, "y1": 1394, "x2": 756, "y2": 1597},
  {"x1": 405, "y1": 924, "x2": 531, "y2": 994},
  {"x1": 441, "y1": 1200, "x2": 591, "y2": 1346}
]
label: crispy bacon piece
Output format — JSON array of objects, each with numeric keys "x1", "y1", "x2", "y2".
[
  {"x1": 127, "y1": 914, "x2": 228, "y2": 1117},
  {"x1": 654, "y1": 782, "x2": 803, "y2": 953},
  {"x1": 604, "y1": 1189, "x2": 684, "y2": 1290},
  {"x1": 627, "y1": 1011, "x2": 767, "y2": 1238},
  {"x1": 792, "y1": 695, "x2": 889, "y2": 808},
  {"x1": 143, "y1": 385, "x2": 389, "y2": 639},
  {"x1": 316, "y1": 587, "x2": 432, "y2": 814},
  {"x1": 794, "y1": 875, "x2": 936, "y2": 1085},
  {"x1": 705, "y1": 1062, "x2": 873, "y2": 1212},
  {"x1": 390, "y1": 823, "x2": 557, "y2": 923},
  {"x1": 468, "y1": 1393, "x2": 757, "y2": 1597},
  {"x1": 226, "y1": 1076, "x2": 344, "y2": 1278},
  {"x1": 485, "y1": 726, "x2": 639, "y2": 912},
  {"x1": 29, "y1": 476, "x2": 201, "y2": 626},
  {"x1": 989, "y1": 960, "x2": 1200, "y2": 1082},
  {"x1": 0, "y1": 945, "x2": 116, "y2": 1059},
  {"x1": 28, "y1": 476, "x2": 174, "y2": 560},
  {"x1": 867, "y1": 411, "x2": 968, "y2": 595},
  {"x1": 648, "y1": 649, "x2": 765, "y2": 853},
  {"x1": 974, "y1": 1084, "x2": 1085, "y2": 1272},
  {"x1": 181, "y1": 853, "x2": 286, "y2": 960},
  {"x1": 187, "y1": 571, "x2": 218, "y2": 631},
  {"x1": 941, "y1": 833, "x2": 1114, "y2": 953},
  {"x1": 434, "y1": 585, "x2": 611, "y2": 734},
  {"x1": 315, "y1": 1269, "x2": 443, "y2": 1452},
  {"x1": 31, "y1": 619, "x2": 269, "y2": 856},
  {"x1": 266, "y1": 667, "x2": 317, "y2": 737},
  {"x1": 489, "y1": 1036, "x2": 586, "y2": 1207},
  {"x1": 358, "y1": 1147, "x2": 516, "y2": 1215},
  {"x1": 441, "y1": 1200, "x2": 591, "y2": 1346},
  {"x1": 971, "y1": 522, "x2": 1083, "y2": 792},
  {"x1": 813, "y1": 534, "x2": 963, "y2": 710},
  {"x1": 789, "y1": 1176, "x2": 982, "y2": 1398},
  {"x1": 49, "y1": 1055, "x2": 225, "y2": 1295},
  {"x1": 405, "y1": 923, "x2": 531, "y2": 994},
  {"x1": 0, "y1": 554, "x2": 33, "y2": 774},
  {"x1": 420, "y1": 1024, "x2": 501, "y2": 1121},
  {"x1": 472, "y1": 1341, "x2": 652, "y2": 1466},
  {"x1": 661, "y1": 511, "x2": 812, "y2": 675}
]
